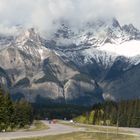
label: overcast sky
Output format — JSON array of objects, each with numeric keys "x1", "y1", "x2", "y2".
[{"x1": 0, "y1": 0, "x2": 139, "y2": 35}]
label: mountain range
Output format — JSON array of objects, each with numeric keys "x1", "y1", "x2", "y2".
[{"x1": 0, "y1": 18, "x2": 140, "y2": 106}]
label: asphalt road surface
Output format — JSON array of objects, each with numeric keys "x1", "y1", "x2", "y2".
[
  {"x1": 0, "y1": 121, "x2": 82, "y2": 140},
  {"x1": 0, "y1": 121, "x2": 140, "y2": 140}
]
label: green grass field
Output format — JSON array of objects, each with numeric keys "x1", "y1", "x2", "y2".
[
  {"x1": 14, "y1": 132, "x2": 139, "y2": 140},
  {"x1": 58, "y1": 120, "x2": 133, "y2": 134}
]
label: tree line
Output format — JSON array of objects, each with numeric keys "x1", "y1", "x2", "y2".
[
  {"x1": 75, "y1": 99, "x2": 140, "y2": 128},
  {"x1": 33, "y1": 102, "x2": 90, "y2": 120},
  {"x1": 0, "y1": 88, "x2": 33, "y2": 131}
]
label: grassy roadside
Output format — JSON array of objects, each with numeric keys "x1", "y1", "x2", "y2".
[
  {"x1": 14, "y1": 132, "x2": 139, "y2": 140},
  {"x1": 26, "y1": 120, "x2": 49, "y2": 131},
  {"x1": 8, "y1": 120, "x2": 49, "y2": 132},
  {"x1": 58, "y1": 120, "x2": 134, "y2": 134}
]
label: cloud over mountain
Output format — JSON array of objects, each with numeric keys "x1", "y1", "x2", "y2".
[{"x1": 0, "y1": 0, "x2": 140, "y2": 35}]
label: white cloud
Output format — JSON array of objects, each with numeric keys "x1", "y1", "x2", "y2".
[
  {"x1": 0, "y1": 25, "x2": 18, "y2": 35},
  {"x1": 0, "y1": 0, "x2": 139, "y2": 35}
]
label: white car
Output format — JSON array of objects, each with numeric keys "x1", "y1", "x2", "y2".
[{"x1": 70, "y1": 120, "x2": 74, "y2": 123}]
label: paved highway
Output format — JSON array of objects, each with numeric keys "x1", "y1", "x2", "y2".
[
  {"x1": 0, "y1": 121, "x2": 139, "y2": 140},
  {"x1": 0, "y1": 121, "x2": 82, "y2": 140}
]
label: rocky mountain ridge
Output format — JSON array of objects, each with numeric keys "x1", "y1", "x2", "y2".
[{"x1": 0, "y1": 18, "x2": 140, "y2": 105}]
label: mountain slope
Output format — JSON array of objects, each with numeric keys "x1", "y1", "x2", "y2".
[
  {"x1": 101, "y1": 63, "x2": 140, "y2": 100},
  {"x1": 0, "y1": 28, "x2": 103, "y2": 106},
  {"x1": 45, "y1": 17, "x2": 140, "y2": 101},
  {"x1": 0, "y1": 17, "x2": 140, "y2": 104}
]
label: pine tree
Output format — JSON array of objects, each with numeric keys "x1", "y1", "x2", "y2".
[
  {"x1": 13, "y1": 99, "x2": 33, "y2": 128},
  {"x1": 3, "y1": 93, "x2": 14, "y2": 130},
  {"x1": 0, "y1": 88, "x2": 14, "y2": 131},
  {"x1": 0, "y1": 88, "x2": 5, "y2": 131}
]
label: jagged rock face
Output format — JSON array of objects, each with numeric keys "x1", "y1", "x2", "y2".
[
  {"x1": 45, "y1": 18, "x2": 140, "y2": 101},
  {"x1": 42, "y1": 52, "x2": 79, "y2": 82},
  {"x1": 45, "y1": 18, "x2": 140, "y2": 77},
  {"x1": 0, "y1": 44, "x2": 43, "y2": 86},
  {"x1": 47, "y1": 18, "x2": 140, "y2": 49},
  {"x1": 11, "y1": 82, "x2": 64, "y2": 103},
  {"x1": 101, "y1": 63, "x2": 140, "y2": 100},
  {"x1": 0, "y1": 28, "x2": 103, "y2": 106},
  {"x1": 64, "y1": 79, "x2": 103, "y2": 105},
  {"x1": 1, "y1": 17, "x2": 140, "y2": 104}
]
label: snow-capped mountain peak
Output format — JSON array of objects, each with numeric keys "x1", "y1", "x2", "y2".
[
  {"x1": 9, "y1": 28, "x2": 50, "y2": 61},
  {"x1": 49, "y1": 17, "x2": 140, "y2": 49},
  {"x1": 1, "y1": 17, "x2": 140, "y2": 103},
  {"x1": 15, "y1": 28, "x2": 42, "y2": 46},
  {"x1": 44, "y1": 17, "x2": 140, "y2": 72}
]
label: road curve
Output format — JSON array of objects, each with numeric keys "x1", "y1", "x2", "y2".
[
  {"x1": 0, "y1": 121, "x2": 82, "y2": 140},
  {"x1": 0, "y1": 121, "x2": 140, "y2": 140}
]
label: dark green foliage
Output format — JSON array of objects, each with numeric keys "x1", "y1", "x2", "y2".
[
  {"x1": 32, "y1": 102, "x2": 90, "y2": 120},
  {"x1": 0, "y1": 88, "x2": 33, "y2": 131},
  {"x1": 13, "y1": 100, "x2": 33, "y2": 128},
  {"x1": 75, "y1": 100, "x2": 140, "y2": 128},
  {"x1": 0, "y1": 88, "x2": 14, "y2": 131}
]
